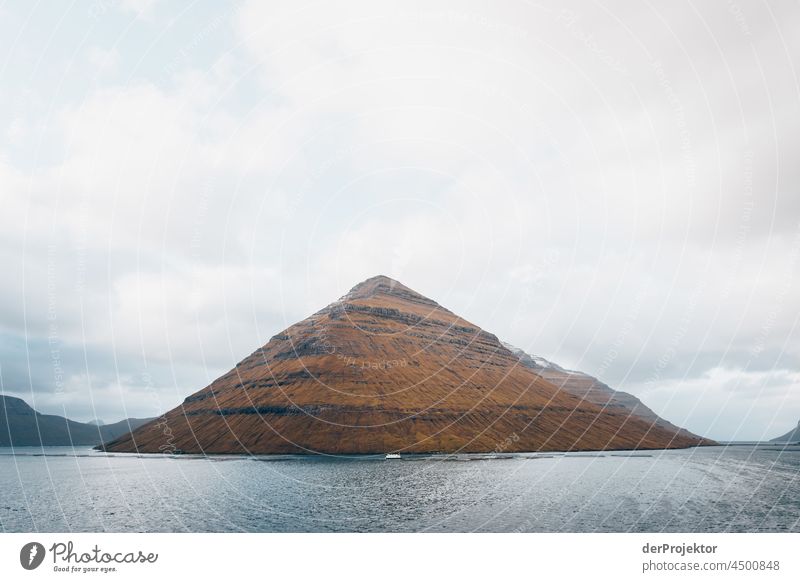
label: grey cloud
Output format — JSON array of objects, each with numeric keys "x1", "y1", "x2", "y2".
[{"x1": 0, "y1": 0, "x2": 799, "y2": 438}]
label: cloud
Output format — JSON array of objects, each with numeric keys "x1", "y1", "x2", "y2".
[
  {"x1": 634, "y1": 366, "x2": 800, "y2": 441},
  {"x1": 0, "y1": 1, "x2": 798, "y2": 436},
  {"x1": 117, "y1": 0, "x2": 160, "y2": 21},
  {"x1": 86, "y1": 46, "x2": 120, "y2": 75}
]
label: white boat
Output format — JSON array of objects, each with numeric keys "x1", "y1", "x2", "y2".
[{"x1": 384, "y1": 453, "x2": 401, "y2": 459}]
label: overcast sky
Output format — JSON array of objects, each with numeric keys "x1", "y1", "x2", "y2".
[{"x1": 1, "y1": 0, "x2": 798, "y2": 440}]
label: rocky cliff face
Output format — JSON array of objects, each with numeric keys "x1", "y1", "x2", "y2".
[{"x1": 102, "y1": 275, "x2": 713, "y2": 454}]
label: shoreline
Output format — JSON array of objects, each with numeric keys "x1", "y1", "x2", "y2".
[{"x1": 0, "y1": 442, "x2": 739, "y2": 459}]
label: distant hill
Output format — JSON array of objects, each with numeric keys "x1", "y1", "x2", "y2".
[
  {"x1": 770, "y1": 420, "x2": 800, "y2": 443},
  {"x1": 0, "y1": 395, "x2": 153, "y2": 446}
]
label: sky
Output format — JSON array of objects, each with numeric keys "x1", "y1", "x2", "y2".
[{"x1": 0, "y1": 0, "x2": 798, "y2": 441}]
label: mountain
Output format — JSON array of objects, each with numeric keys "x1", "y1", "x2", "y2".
[
  {"x1": 101, "y1": 275, "x2": 713, "y2": 455},
  {"x1": 770, "y1": 420, "x2": 800, "y2": 443},
  {"x1": 501, "y1": 343, "x2": 700, "y2": 440},
  {"x1": 0, "y1": 395, "x2": 153, "y2": 446}
]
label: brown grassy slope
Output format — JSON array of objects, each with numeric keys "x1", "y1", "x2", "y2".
[{"x1": 102, "y1": 275, "x2": 712, "y2": 454}]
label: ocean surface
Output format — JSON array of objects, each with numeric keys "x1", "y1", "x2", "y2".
[{"x1": 1, "y1": 445, "x2": 798, "y2": 532}]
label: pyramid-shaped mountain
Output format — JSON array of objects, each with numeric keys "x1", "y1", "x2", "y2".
[{"x1": 102, "y1": 275, "x2": 711, "y2": 454}]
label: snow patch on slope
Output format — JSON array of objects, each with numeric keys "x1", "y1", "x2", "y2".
[{"x1": 501, "y1": 341, "x2": 588, "y2": 376}]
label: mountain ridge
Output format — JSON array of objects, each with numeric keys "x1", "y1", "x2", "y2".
[
  {"x1": 501, "y1": 342, "x2": 701, "y2": 440},
  {"x1": 0, "y1": 394, "x2": 153, "y2": 446},
  {"x1": 770, "y1": 420, "x2": 800, "y2": 443}
]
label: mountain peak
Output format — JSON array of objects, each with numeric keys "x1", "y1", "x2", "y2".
[
  {"x1": 346, "y1": 274, "x2": 405, "y2": 296},
  {"x1": 0, "y1": 394, "x2": 36, "y2": 415},
  {"x1": 342, "y1": 275, "x2": 442, "y2": 309}
]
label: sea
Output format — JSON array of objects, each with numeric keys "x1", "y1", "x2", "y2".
[{"x1": 1, "y1": 444, "x2": 798, "y2": 532}]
